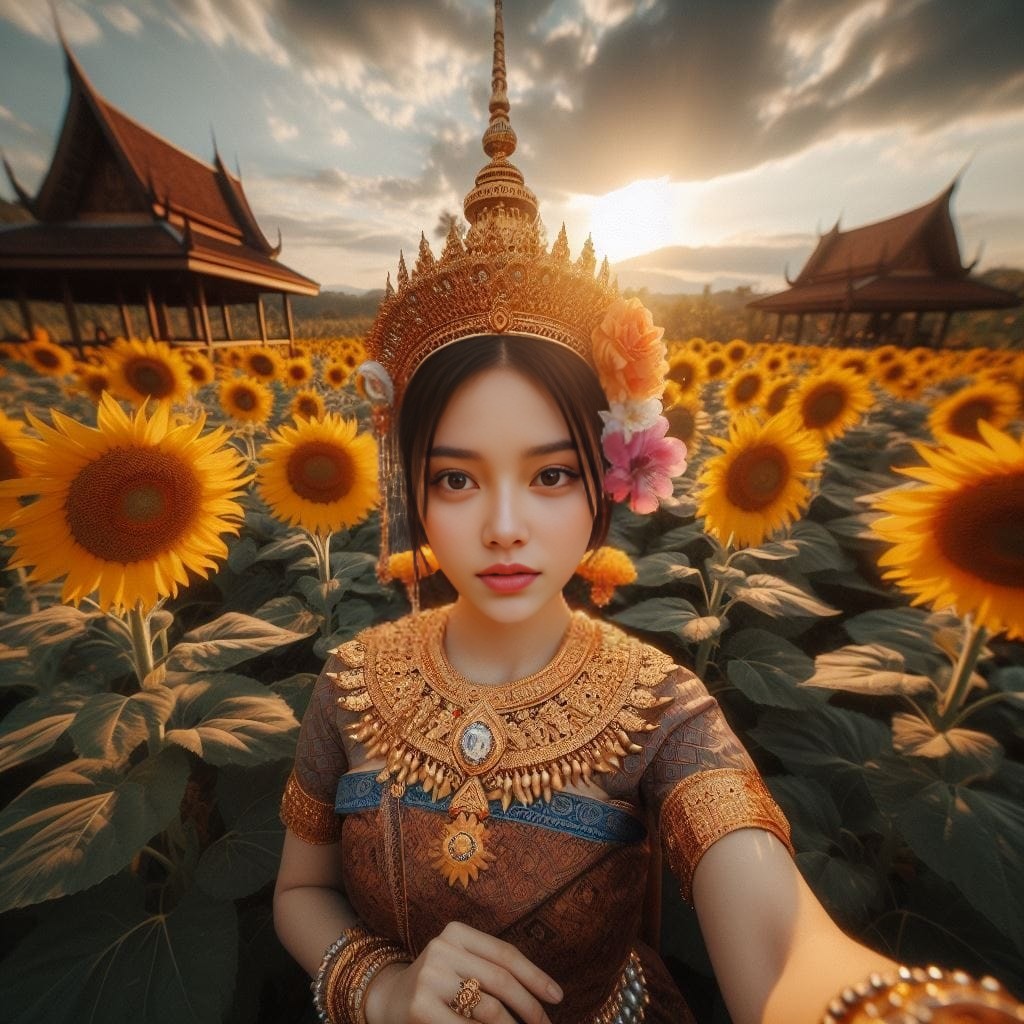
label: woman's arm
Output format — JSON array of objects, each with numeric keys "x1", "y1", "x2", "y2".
[
  {"x1": 273, "y1": 830, "x2": 359, "y2": 975},
  {"x1": 692, "y1": 828, "x2": 894, "y2": 1024}
]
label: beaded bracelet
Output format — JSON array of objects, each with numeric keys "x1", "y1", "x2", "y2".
[
  {"x1": 822, "y1": 964, "x2": 1024, "y2": 1023},
  {"x1": 311, "y1": 927, "x2": 368, "y2": 1023},
  {"x1": 343, "y1": 943, "x2": 412, "y2": 1024}
]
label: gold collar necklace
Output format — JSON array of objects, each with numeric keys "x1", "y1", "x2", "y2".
[{"x1": 332, "y1": 606, "x2": 673, "y2": 885}]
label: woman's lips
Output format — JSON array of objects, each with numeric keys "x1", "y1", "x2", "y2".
[{"x1": 478, "y1": 565, "x2": 540, "y2": 593}]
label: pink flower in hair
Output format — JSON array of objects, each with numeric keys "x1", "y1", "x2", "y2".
[{"x1": 603, "y1": 416, "x2": 688, "y2": 514}]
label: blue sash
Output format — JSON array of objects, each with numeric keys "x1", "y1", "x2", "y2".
[{"x1": 336, "y1": 770, "x2": 646, "y2": 845}]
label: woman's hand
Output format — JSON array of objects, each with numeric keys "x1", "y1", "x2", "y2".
[{"x1": 364, "y1": 920, "x2": 563, "y2": 1024}]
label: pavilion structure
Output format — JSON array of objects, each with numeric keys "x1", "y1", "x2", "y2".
[
  {"x1": 747, "y1": 179, "x2": 1020, "y2": 346},
  {"x1": 0, "y1": 37, "x2": 318, "y2": 353}
]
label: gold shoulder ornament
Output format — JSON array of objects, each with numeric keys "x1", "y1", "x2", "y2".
[{"x1": 331, "y1": 607, "x2": 674, "y2": 886}]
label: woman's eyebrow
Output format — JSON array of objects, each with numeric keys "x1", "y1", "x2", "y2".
[{"x1": 428, "y1": 440, "x2": 577, "y2": 459}]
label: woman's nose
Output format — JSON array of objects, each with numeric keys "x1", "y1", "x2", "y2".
[{"x1": 482, "y1": 482, "x2": 528, "y2": 548}]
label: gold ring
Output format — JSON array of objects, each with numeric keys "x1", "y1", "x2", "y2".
[{"x1": 449, "y1": 977, "x2": 483, "y2": 1017}]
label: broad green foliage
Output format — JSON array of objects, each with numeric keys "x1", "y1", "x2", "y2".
[{"x1": 2, "y1": 340, "x2": 1022, "y2": 1019}]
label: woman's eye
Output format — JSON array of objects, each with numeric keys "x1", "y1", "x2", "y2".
[
  {"x1": 437, "y1": 471, "x2": 471, "y2": 491},
  {"x1": 536, "y1": 467, "x2": 577, "y2": 487}
]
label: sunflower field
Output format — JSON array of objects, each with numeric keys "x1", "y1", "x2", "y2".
[{"x1": 0, "y1": 329, "x2": 1022, "y2": 1022}]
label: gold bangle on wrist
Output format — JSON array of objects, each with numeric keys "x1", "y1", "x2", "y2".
[{"x1": 822, "y1": 964, "x2": 1024, "y2": 1023}]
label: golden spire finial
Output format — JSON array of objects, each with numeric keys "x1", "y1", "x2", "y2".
[{"x1": 464, "y1": 0, "x2": 538, "y2": 232}]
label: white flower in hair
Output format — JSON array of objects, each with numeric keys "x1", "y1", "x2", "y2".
[{"x1": 599, "y1": 397, "x2": 663, "y2": 442}]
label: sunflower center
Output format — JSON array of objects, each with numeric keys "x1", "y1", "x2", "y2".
[
  {"x1": 0, "y1": 440, "x2": 18, "y2": 482},
  {"x1": 250, "y1": 354, "x2": 274, "y2": 376},
  {"x1": 233, "y1": 388, "x2": 257, "y2": 411},
  {"x1": 948, "y1": 398, "x2": 995, "y2": 441},
  {"x1": 34, "y1": 347, "x2": 61, "y2": 369},
  {"x1": 803, "y1": 384, "x2": 846, "y2": 428},
  {"x1": 296, "y1": 397, "x2": 319, "y2": 417},
  {"x1": 734, "y1": 374, "x2": 760, "y2": 403},
  {"x1": 188, "y1": 363, "x2": 207, "y2": 384},
  {"x1": 669, "y1": 361, "x2": 697, "y2": 388},
  {"x1": 934, "y1": 472, "x2": 1024, "y2": 588},
  {"x1": 666, "y1": 405, "x2": 696, "y2": 444},
  {"x1": 66, "y1": 448, "x2": 201, "y2": 562},
  {"x1": 725, "y1": 444, "x2": 788, "y2": 511},
  {"x1": 706, "y1": 356, "x2": 726, "y2": 378},
  {"x1": 126, "y1": 358, "x2": 175, "y2": 398},
  {"x1": 765, "y1": 383, "x2": 793, "y2": 415},
  {"x1": 286, "y1": 442, "x2": 354, "y2": 504}
]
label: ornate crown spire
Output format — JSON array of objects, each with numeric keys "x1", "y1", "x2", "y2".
[
  {"x1": 463, "y1": 0, "x2": 539, "y2": 237},
  {"x1": 363, "y1": 0, "x2": 615, "y2": 403}
]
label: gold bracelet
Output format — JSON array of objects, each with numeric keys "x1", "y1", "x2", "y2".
[
  {"x1": 325, "y1": 936, "x2": 386, "y2": 1023},
  {"x1": 822, "y1": 965, "x2": 1024, "y2": 1023},
  {"x1": 347, "y1": 944, "x2": 411, "y2": 1024}
]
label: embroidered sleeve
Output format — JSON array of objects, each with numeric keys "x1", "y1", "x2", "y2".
[
  {"x1": 660, "y1": 767, "x2": 792, "y2": 901},
  {"x1": 611, "y1": 663, "x2": 792, "y2": 901},
  {"x1": 280, "y1": 651, "x2": 354, "y2": 844}
]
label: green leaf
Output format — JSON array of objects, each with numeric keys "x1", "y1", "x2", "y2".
[
  {"x1": 0, "y1": 747, "x2": 190, "y2": 912},
  {"x1": 226, "y1": 535, "x2": 259, "y2": 572},
  {"x1": 0, "y1": 687, "x2": 90, "y2": 772},
  {"x1": 254, "y1": 532, "x2": 313, "y2": 563},
  {"x1": 989, "y1": 665, "x2": 1024, "y2": 705},
  {"x1": 0, "y1": 604, "x2": 98, "y2": 651},
  {"x1": 679, "y1": 616, "x2": 725, "y2": 643},
  {"x1": 632, "y1": 552, "x2": 698, "y2": 587},
  {"x1": 795, "y1": 850, "x2": 882, "y2": 930},
  {"x1": 767, "y1": 776, "x2": 841, "y2": 854},
  {"x1": 843, "y1": 608, "x2": 950, "y2": 674},
  {"x1": 803, "y1": 644, "x2": 934, "y2": 696},
  {"x1": 729, "y1": 574, "x2": 840, "y2": 619},
  {"x1": 195, "y1": 765, "x2": 287, "y2": 900},
  {"x1": 165, "y1": 674, "x2": 299, "y2": 766},
  {"x1": 0, "y1": 873, "x2": 237, "y2": 1024},
  {"x1": 652, "y1": 522, "x2": 708, "y2": 553},
  {"x1": 166, "y1": 612, "x2": 309, "y2": 672},
  {"x1": 610, "y1": 597, "x2": 699, "y2": 636},
  {"x1": 865, "y1": 756, "x2": 1024, "y2": 952},
  {"x1": 822, "y1": 512, "x2": 884, "y2": 550},
  {"x1": 67, "y1": 689, "x2": 176, "y2": 761},
  {"x1": 891, "y1": 714, "x2": 1004, "y2": 779},
  {"x1": 253, "y1": 595, "x2": 320, "y2": 636},
  {"x1": 787, "y1": 520, "x2": 851, "y2": 574},
  {"x1": 750, "y1": 704, "x2": 891, "y2": 780},
  {"x1": 722, "y1": 628, "x2": 821, "y2": 709},
  {"x1": 270, "y1": 673, "x2": 318, "y2": 719}
]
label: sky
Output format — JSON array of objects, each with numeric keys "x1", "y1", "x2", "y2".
[{"x1": 0, "y1": 0, "x2": 1022, "y2": 295}]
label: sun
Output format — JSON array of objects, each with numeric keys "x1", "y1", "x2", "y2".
[{"x1": 587, "y1": 177, "x2": 687, "y2": 264}]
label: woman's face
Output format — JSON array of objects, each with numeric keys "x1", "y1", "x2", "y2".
[{"x1": 422, "y1": 366, "x2": 595, "y2": 626}]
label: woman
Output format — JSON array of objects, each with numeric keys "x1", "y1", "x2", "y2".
[{"x1": 274, "y1": 4, "x2": 1022, "y2": 1021}]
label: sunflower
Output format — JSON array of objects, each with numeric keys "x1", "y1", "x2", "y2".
[
  {"x1": 282, "y1": 355, "x2": 315, "y2": 389},
  {"x1": 927, "y1": 381, "x2": 1019, "y2": 444},
  {"x1": 874, "y1": 354, "x2": 912, "y2": 396},
  {"x1": 21, "y1": 337, "x2": 75, "y2": 377},
  {"x1": 257, "y1": 413, "x2": 378, "y2": 535},
  {"x1": 686, "y1": 336, "x2": 708, "y2": 354},
  {"x1": 219, "y1": 376, "x2": 274, "y2": 425},
  {"x1": 0, "y1": 410, "x2": 27, "y2": 522},
  {"x1": 575, "y1": 546, "x2": 637, "y2": 607},
  {"x1": 724, "y1": 367, "x2": 765, "y2": 412},
  {"x1": 290, "y1": 388, "x2": 325, "y2": 421},
  {"x1": 697, "y1": 414, "x2": 825, "y2": 548},
  {"x1": 240, "y1": 346, "x2": 281, "y2": 381},
  {"x1": 725, "y1": 339, "x2": 749, "y2": 365},
  {"x1": 665, "y1": 351, "x2": 705, "y2": 399},
  {"x1": 0, "y1": 393, "x2": 250, "y2": 612},
  {"x1": 703, "y1": 352, "x2": 728, "y2": 381},
  {"x1": 763, "y1": 375, "x2": 796, "y2": 417},
  {"x1": 762, "y1": 349, "x2": 790, "y2": 375},
  {"x1": 836, "y1": 352, "x2": 870, "y2": 377},
  {"x1": 872, "y1": 421, "x2": 1024, "y2": 639},
  {"x1": 323, "y1": 359, "x2": 351, "y2": 389},
  {"x1": 183, "y1": 351, "x2": 216, "y2": 388},
  {"x1": 664, "y1": 391, "x2": 708, "y2": 457},
  {"x1": 785, "y1": 365, "x2": 874, "y2": 442},
  {"x1": 104, "y1": 337, "x2": 192, "y2": 407},
  {"x1": 72, "y1": 364, "x2": 113, "y2": 404}
]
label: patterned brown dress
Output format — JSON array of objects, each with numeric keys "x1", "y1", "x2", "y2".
[{"x1": 281, "y1": 606, "x2": 792, "y2": 1023}]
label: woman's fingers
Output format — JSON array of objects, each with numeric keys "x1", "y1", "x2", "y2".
[
  {"x1": 441, "y1": 921, "x2": 563, "y2": 1005},
  {"x1": 451, "y1": 989, "x2": 520, "y2": 1024}
]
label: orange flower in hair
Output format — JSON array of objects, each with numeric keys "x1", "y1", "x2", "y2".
[{"x1": 592, "y1": 297, "x2": 668, "y2": 403}]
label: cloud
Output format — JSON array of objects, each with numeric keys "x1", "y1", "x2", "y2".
[
  {"x1": 267, "y1": 114, "x2": 299, "y2": 143},
  {"x1": 101, "y1": 4, "x2": 143, "y2": 34},
  {"x1": 165, "y1": 0, "x2": 289, "y2": 65},
  {"x1": 0, "y1": 1, "x2": 102, "y2": 44}
]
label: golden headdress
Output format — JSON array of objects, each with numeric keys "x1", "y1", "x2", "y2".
[
  {"x1": 358, "y1": 0, "x2": 686, "y2": 586},
  {"x1": 360, "y1": 0, "x2": 616, "y2": 407}
]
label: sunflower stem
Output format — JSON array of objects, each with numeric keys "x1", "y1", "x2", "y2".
[
  {"x1": 938, "y1": 616, "x2": 988, "y2": 728},
  {"x1": 694, "y1": 576, "x2": 726, "y2": 678},
  {"x1": 14, "y1": 567, "x2": 39, "y2": 615}
]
